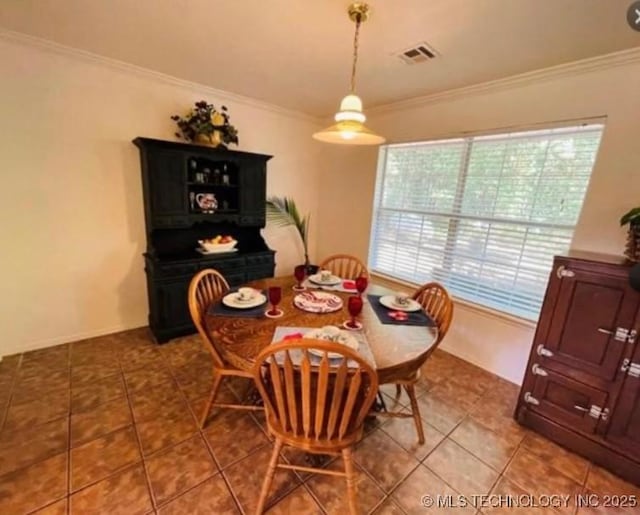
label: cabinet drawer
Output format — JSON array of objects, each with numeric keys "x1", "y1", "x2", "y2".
[
  {"x1": 154, "y1": 263, "x2": 199, "y2": 278},
  {"x1": 246, "y1": 265, "x2": 275, "y2": 282},
  {"x1": 246, "y1": 253, "x2": 274, "y2": 267},
  {"x1": 197, "y1": 256, "x2": 245, "y2": 272},
  {"x1": 525, "y1": 365, "x2": 609, "y2": 435},
  {"x1": 223, "y1": 272, "x2": 246, "y2": 287}
]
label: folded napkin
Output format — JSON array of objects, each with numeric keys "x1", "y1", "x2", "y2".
[
  {"x1": 283, "y1": 332, "x2": 304, "y2": 340},
  {"x1": 342, "y1": 280, "x2": 357, "y2": 290},
  {"x1": 367, "y1": 295, "x2": 435, "y2": 327},
  {"x1": 207, "y1": 289, "x2": 267, "y2": 318}
]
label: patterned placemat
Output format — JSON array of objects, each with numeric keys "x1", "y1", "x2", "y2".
[
  {"x1": 270, "y1": 326, "x2": 376, "y2": 368},
  {"x1": 367, "y1": 295, "x2": 435, "y2": 327}
]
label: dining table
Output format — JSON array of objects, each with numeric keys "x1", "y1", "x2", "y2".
[{"x1": 204, "y1": 276, "x2": 438, "y2": 385}]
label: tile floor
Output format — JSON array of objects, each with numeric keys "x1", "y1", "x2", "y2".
[{"x1": 0, "y1": 328, "x2": 639, "y2": 514}]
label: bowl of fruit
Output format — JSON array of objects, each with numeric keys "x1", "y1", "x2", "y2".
[{"x1": 198, "y1": 235, "x2": 237, "y2": 253}]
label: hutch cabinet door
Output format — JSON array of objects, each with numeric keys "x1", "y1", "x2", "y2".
[
  {"x1": 155, "y1": 279, "x2": 192, "y2": 329},
  {"x1": 527, "y1": 366, "x2": 610, "y2": 435},
  {"x1": 538, "y1": 265, "x2": 638, "y2": 382},
  {"x1": 148, "y1": 150, "x2": 188, "y2": 219},
  {"x1": 606, "y1": 344, "x2": 640, "y2": 459},
  {"x1": 238, "y1": 163, "x2": 266, "y2": 226}
]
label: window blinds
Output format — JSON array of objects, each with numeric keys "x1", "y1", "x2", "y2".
[{"x1": 369, "y1": 125, "x2": 604, "y2": 320}]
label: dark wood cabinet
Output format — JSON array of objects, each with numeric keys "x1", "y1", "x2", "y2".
[
  {"x1": 517, "y1": 253, "x2": 640, "y2": 485},
  {"x1": 134, "y1": 137, "x2": 276, "y2": 343}
]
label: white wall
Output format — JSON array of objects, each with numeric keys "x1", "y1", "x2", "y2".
[
  {"x1": 0, "y1": 34, "x2": 322, "y2": 356},
  {"x1": 317, "y1": 54, "x2": 640, "y2": 384}
]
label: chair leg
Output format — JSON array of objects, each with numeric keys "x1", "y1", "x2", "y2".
[
  {"x1": 200, "y1": 371, "x2": 223, "y2": 429},
  {"x1": 405, "y1": 384, "x2": 425, "y2": 444},
  {"x1": 342, "y1": 447, "x2": 359, "y2": 515},
  {"x1": 255, "y1": 438, "x2": 283, "y2": 514},
  {"x1": 395, "y1": 384, "x2": 402, "y2": 397}
]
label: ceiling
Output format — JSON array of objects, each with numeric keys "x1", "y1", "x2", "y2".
[{"x1": 1, "y1": 0, "x2": 638, "y2": 116}]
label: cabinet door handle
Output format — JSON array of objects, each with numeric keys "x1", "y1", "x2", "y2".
[
  {"x1": 573, "y1": 405, "x2": 589, "y2": 412},
  {"x1": 597, "y1": 328, "x2": 614, "y2": 335},
  {"x1": 556, "y1": 266, "x2": 575, "y2": 279}
]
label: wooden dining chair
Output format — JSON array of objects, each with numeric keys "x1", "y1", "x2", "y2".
[
  {"x1": 319, "y1": 254, "x2": 370, "y2": 280},
  {"x1": 252, "y1": 338, "x2": 378, "y2": 515},
  {"x1": 188, "y1": 269, "x2": 262, "y2": 428},
  {"x1": 380, "y1": 282, "x2": 454, "y2": 443}
]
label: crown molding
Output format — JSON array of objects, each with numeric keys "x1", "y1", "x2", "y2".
[
  {"x1": 0, "y1": 28, "x2": 322, "y2": 125},
  {"x1": 369, "y1": 46, "x2": 640, "y2": 116}
]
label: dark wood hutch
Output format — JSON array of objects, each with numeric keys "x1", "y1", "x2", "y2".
[
  {"x1": 517, "y1": 252, "x2": 640, "y2": 485},
  {"x1": 133, "y1": 137, "x2": 275, "y2": 343}
]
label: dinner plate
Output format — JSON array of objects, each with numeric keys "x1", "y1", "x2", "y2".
[
  {"x1": 308, "y1": 273, "x2": 342, "y2": 286},
  {"x1": 222, "y1": 292, "x2": 267, "y2": 309},
  {"x1": 305, "y1": 327, "x2": 359, "y2": 358},
  {"x1": 196, "y1": 247, "x2": 239, "y2": 255},
  {"x1": 379, "y1": 295, "x2": 422, "y2": 312},
  {"x1": 293, "y1": 291, "x2": 343, "y2": 313}
]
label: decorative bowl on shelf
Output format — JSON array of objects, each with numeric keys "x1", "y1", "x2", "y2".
[{"x1": 198, "y1": 236, "x2": 238, "y2": 252}]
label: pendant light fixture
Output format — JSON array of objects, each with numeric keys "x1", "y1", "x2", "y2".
[{"x1": 313, "y1": 3, "x2": 385, "y2": 145}]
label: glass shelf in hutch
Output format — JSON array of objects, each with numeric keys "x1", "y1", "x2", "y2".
[{"x1": 187, "y1": 156, "x2": 239, "y2": 214}]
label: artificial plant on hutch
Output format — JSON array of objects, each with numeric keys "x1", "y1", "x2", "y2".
[{"x1": 171, "y1": 100, "x2": 239, "y2": 148}]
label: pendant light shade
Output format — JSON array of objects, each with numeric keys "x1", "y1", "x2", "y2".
[{"x1": 313, "y1": 3, "x2": 384, "y2": 146}]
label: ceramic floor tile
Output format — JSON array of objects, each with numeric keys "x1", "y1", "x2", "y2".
[
  {"x1": 71, "y1": 362, "x2": 121, "y2": 386},
  {"x1": 391, "y1": 463, "x2": 474, "y2": 514},
  {"x1": 450, "y1": 417, "x2": 522, "y2": 472},
  {"x1": 521, "y1": 431, "x2": 589, "y2": 484},
  {"x1": 266, "y1": 484, "x2": 323, "y2": 514},
  {"x1": 353, "y1": 428, "x2": 420, "y2": 493},
  {"x1": 123, "y1": 365, "x2": 175, "y2": 393},
  {"x1": 415, "y1": 392, "x2": 466, "y2": 434},
  {"x1": 146, "y1": 434, "x2": 217, "y2": 506},
  {"x1": 204, "y1": 409, "x2": 269, "y2": 469},
  {"x1": 380, "y1": 410, "x2": 446, "y2": 461},
  {"x1": 70, "y1": 425, "x2": 141, "y2": 491},
  {"x1": 2, "y1": 389, "x2": 69, "y2": 432},
  {"x1": 224, "y1": 444, "x2": 301, "y2": 513},
  {"x1": 504, "y1": 447, "x2": 582, "y2": 515},
  {"x1": 585, "y1": 464, "x2": 640, "y2": 496},
  {"x1": 373, "y1": 498, "x2": 407, "y2": 514},
  {"x1": 71, "y1": 374, "x2": 126, "y2": 413},
  {"x1": 423, "y1": 439, "x2": 499, "y2": 499},
  {"x1": 306, "y1": 458, "x2": 385, "y2": 514},
  {"x1": 428, "y1": 379, "x2": 482, "y2": 412},
  {"x1": 70, "y1": 396, "x2": 132, "y2": 447},
  {"x1": 136, "y1": 405, "x2": 198, "y2": 456},
  {"x1": 0, "y1": 452, "x2": 67, "y2": 514},
  {"x1": 484, "y1": 475, "x2": 559, "y2": 515},
  {"x1": 31, "y1": 497, "x2": 68, "y2": 515},
  {"x1": 157, "y1": 473, "x2": 239, "y2": 514},
  {"x1": 0, "y1": 417, "x2": 68, "y2": 477},
  {"x1": 70, "y1": 464, "x2": 152, "y2": 515}
]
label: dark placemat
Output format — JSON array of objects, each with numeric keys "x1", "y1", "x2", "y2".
[
  {"x1": 367, "y1": 295, "x2": 435, "y2": 327},
  {"x1": 207, "y1": 290, "x2": 267, "y2": 318}
]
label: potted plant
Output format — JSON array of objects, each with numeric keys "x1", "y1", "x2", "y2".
[
  {"x1": 171, "y1": 100, "x2": 239, "y2": 148},
  {"x1": 266, "y1": 196, "x2": 317, "y2": 273},
  {"x1": 620, "y1": 206, "x2": 640, "y2": 262}
]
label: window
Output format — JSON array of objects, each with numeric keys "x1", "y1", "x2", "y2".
[{"x1": 368, "y1": 124, "x2": 604, "y2": 320}]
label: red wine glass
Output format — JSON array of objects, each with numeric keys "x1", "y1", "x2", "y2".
[
  {"x1": 346, "y1": 295, "x2": 364, "y2": 329},
  {"x1": 267, "y1": 286, "x2": 282, "y2": 317},
  {"x1": 293, "y1": 265, "x2": 306, "y2": 291},
  {"x1": 355, "y1": 276, "x2": 368, "y2": 297}
]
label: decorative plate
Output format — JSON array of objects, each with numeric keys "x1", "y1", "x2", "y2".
[
  {"x1": 222, "y1": 292, "x2": 267, "y2": 309},
  {"x1": 308, "y1": 273, "x2": 342, "y2": 286},
  {"x1": 293, "y1": 291, "x2": 343, "y2": 313},
  {"x1": 305, "y1": 326, "x2": 359, "y2": 358},
  {"x1": 379, "y1": 295, "x2": 422, "y2": 312}
]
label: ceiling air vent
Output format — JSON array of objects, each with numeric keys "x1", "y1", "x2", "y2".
[{"x1": 396, "y1": 42, "x2": 438, "y2": 64}]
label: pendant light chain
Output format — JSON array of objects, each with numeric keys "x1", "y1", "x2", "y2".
[{"x1": 350, "y1": 15, "x2": 362, "y2": 93}]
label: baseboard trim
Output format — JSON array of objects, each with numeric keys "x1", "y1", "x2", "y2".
[{"x1": 2, "y1": 323, "x2": 148, "y2": 358}]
